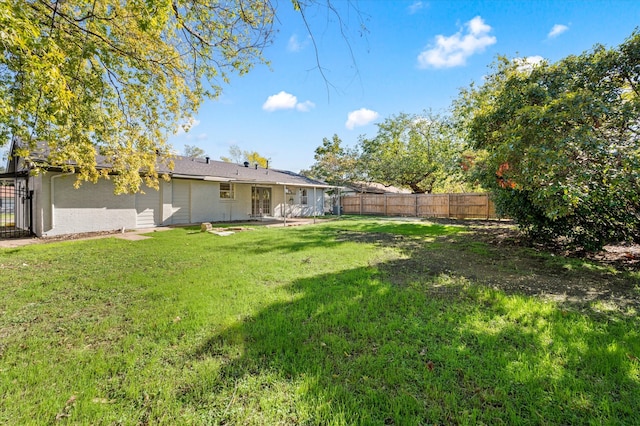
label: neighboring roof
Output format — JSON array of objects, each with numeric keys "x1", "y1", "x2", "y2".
[
  {"x1": 3, "y1": 140, "x2": 331, "y2": 188},
  {"x1": 343, "y1": 181, "x2": 411, "y2": 194}
]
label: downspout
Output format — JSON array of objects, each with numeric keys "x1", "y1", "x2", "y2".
[{"x1": 50, "y1": 172, "x2": 73, "y2": 233}]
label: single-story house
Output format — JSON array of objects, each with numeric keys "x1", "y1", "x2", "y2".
[{"x1": 1, "y1": 140, "x2": 332, "y2": 237}]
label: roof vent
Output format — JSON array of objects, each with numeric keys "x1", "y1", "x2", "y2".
[
  {"x1": 255, "y1": 163, "x2": 258, "y2": 169},
  {"x1": 243, "y1": 161, "x2": 250, "y2": 167},
  {"x1": 205, "y1": 156, "x2": 210, "y2": 164}
]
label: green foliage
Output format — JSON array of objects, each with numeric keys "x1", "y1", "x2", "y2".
[
  {"x1": 358, "y1": 111, "x2": 465, "y2": 193},
  {"x1": 245, "y1": 151, "x2": 269, "y2": 168},
  {"x1": 0, "y1": 0, "x2": 277, "y2": 193},
  {"x1": 457, "y1": 31, "x2": 640, "y2": 250},
  {"x1": 182, "y1": 144, "x2": 206, "y2": 159},
  {"x1": 302, "y1": 134, "x2": 360, "y2": 186},
  {"x1": 220, "y1": 144, "x2": 269, "y2": 167}
]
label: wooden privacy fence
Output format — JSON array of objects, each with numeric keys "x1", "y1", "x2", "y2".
[{"x1": 341, "y1": 193, "x2": 499, "y2": 219}]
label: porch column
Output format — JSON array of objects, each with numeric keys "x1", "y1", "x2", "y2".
[
  {"x1": 313, "y1": 187, "x2": 317, "y2": 224},
  {"x1": 283, "y1": 185, "x2": 287, "y2": 226}
]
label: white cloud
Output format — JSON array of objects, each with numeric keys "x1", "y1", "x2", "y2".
[
  {"x1": 408, "y1": 1, "x2": 426, "y2": 14},
  {"x1": 262, "y1": 91, "x2": 315, "y2": 112},
  {"x1": 345, "y1": 108, "x2": 379, "y2": 130},
  {"x1": 175, "y1": 117, "x2": 200, "y2": 135},
  {"x1": 287, "y1": 34, "x2": 309, "y2": 52},
  {"x1": 296, "y1": 100, "x2": 316, "y2": 112},
  {"x1": 417, "y1": 16, "x2": 496, "y2": 69},
  {"x1": 548, "y1": 24, "x2": 569, "y2": 39}
]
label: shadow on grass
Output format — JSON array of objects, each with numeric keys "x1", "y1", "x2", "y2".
[{"x1": 181, "y1": 258, "x2": 639, "y2": 424}]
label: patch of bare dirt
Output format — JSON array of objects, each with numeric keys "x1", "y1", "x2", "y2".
[
  {"x1": 337, "y1": 219, "x2": 640, "y2": 313},
  {"x1": 38, "y1": 229, "x2": 127, "y2": 243}
]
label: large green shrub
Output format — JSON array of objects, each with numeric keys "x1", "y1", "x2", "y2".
[{"x1": 456, "y1": 31, "x2": 640, "y2": 250}]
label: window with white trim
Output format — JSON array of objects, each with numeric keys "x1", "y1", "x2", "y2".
[
  {"x1": 300, "y1": 188, "x2": 308, "y2": 205},
  {"x1": 220, "y1": 183, "x2": 235, "y2": 199}
]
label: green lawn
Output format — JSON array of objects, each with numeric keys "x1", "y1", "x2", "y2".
[
  {"x1": 0, "y1": 212, "x2": 14, "y2": 225},
  {"x1": 1, "y1": 218, "x2": 638, "y2": 424}
]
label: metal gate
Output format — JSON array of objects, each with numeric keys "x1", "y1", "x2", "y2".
[{"x1": 0, "y1": 178, "x2": 33, "y2": 239}]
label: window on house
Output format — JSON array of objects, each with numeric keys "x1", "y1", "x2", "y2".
[
  {"x1": 220, "y1": 183, "x2": 235, "y2": 199},
  {"x1": 300, "y1": 188, "x2": 308, "y2": 205}
]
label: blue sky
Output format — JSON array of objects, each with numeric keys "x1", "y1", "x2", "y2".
[{"x1": 172, "y1": 0, "x2": 640, "y2": 173}]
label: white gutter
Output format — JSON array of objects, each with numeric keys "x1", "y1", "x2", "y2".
[
  {"x1": 230, "y1": 179, "x2": 331, "y2": 188},
  {"x1": 171, "y1": 174, "x2": 233, "y2": 181},
  {"x1": 203, "y1": 176, "x2": 233, "y2": 182}
]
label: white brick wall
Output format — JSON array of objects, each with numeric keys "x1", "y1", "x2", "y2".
[{"x1": 34, "y1": 174, "x2": 326, "y2": 236}]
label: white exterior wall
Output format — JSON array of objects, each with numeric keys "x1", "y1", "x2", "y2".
[
  {"x1": 207, "y1": 182, "x2": 253, "y2": 222},
  {"x1": 42, "y1": 173, "x2": 137, "y2": 236},
  {"x1": 31, "y1": 174, "x2": 326, "y2": 236},
  {"x1": 31, "y1": 175, "x2": 45, "y2": 237},
  {"x1": 190, "y1": 181, "x2": 217, "y2": 222},
  {"x1": 272, "y1": 186, "x2": 325, "y2": 218}
]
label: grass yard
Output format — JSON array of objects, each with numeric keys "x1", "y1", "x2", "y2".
[
  {"x1": 0, "y1": 212, "x2": 14, "y2": 226},
  {"x1": 1, "y1": 217, "x2": 638, "y2": 425}
]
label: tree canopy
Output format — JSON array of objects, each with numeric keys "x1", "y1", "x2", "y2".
[
  {"x1": 1, "y1": 0, "x2": 357, "y2": 193},
  {"x1": 358, "y1": 112, "x2": 461, "y2": 193},
  {"x1": 183, "y1": 145, "x2": 206, "y2": 159},
  {"x1": 302, "y1": 134, "x2": 360, "y2": 186},
  {"x1": 456, "y1": 31, "x2": 640, "y2": 249},
  {"x1": 220, "y1": 144, "x2": 268, "y2": 168}
]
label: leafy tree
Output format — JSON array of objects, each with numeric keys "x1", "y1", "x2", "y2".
[
  {"x1": 302, "y1": 134, "x2": 360, "y2": 186},
  {"x1": 183, "y1": 145, "x2": 206, "y2": 159},
  {"x1": 245, "y1": 151, "x2": 269, "y2": 168},
  {"x1": 220, "y1": 145, "x2": 245, "y2": 164},
  {"x1": 220, "y1": 144, "x2": 268, "y2": 167},
  {"x1": 0, "y1": 0, "x2": 362, "y2": 193},
  {"x1": 358, "y1": 112, "x2": 462, "y2": 193},
  {"x1": 0, "y1": 0, "x2": 275, "y2": 193},
  {"x1": 456, "y1": 31, "x2": 640, "y2": 250}
]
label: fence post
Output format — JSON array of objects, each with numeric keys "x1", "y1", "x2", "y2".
[
  {"x1": 384, "y1": 194, "x2": 387, "y2": 216},
  {"x1": 415, "y1": 194, "x2": 418, "y2": 217},
  {"x1": 486, "y1": 194, "x2": 490, "y2": 220},
  {"x1": 359, "y1": 194, "x2": 363, "y2": 215}
]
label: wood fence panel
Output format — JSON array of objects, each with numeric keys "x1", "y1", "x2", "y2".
[
  {"x1": 362, "y1": 194, "x2": 385, "y2": 215},
  {"x1": 450, "y1": 194, "x2": 491, "y2": 219},
  {"x1": 386, "y1": 194, "x2": 418, "y2": 216},
  {"x1": 342, "y1": 196, "x2": 361, "y2": 214},
  {"x1": 417, "y1": 194, "x2": 449, "y2": 217},
  {"x1": 340, "y1": 193, "x2": 500, "y2": 219}
]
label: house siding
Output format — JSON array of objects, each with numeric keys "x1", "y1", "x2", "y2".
[
  {"x1": 170, "y1": 179, "x2": 190, "y2": 225},
  {"x1": 30, "y1": 173, "x2": 326, "y2": 237},
  {"x1": 135, "y1": 184, "x2": 161, "y2": 228},
  {"x1": 43, "y1": 173, "x2": 136, "y2": 236}
]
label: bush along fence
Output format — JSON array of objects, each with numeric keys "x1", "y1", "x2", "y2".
[{"x1": 341, "y1": 193, "x2": 499, "y2": 219}]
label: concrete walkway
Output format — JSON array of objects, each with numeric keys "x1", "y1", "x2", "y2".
[
  {"x1": 0, "y1": 227, "x2": 173, "y2": 249},
  {"x1": 0, "y1": 217, "x2": 334, "y2": 249}
]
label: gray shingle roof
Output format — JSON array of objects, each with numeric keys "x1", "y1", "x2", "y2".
[
  {"x1": 170, "y1": 156, "x2": 330, "y2": 187},
  {"x1": 4, "y1": 140, "x2": 330, "y2": 188}
]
